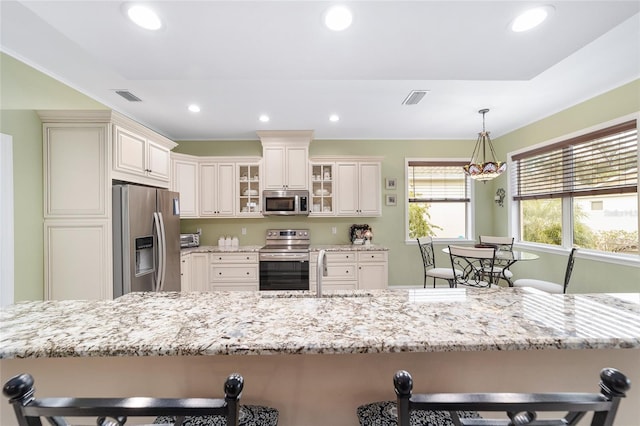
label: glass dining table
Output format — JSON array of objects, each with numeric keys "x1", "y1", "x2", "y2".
[{"x1": 442, "y1": 246, "x2": 539, "y2": 286}]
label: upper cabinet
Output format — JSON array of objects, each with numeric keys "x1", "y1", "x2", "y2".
[
  {"x1": 42, "y1": 122, "x2": 110, "y2": 218},
  {"x1": 170, "y1": 154, "x2": 262, "y2": 219},
  {"x1": 171, "y1": 153, "x2": 198, "y2": 218},
  {"x1": 309, "y1": 162, "x2": 335, "y2": 215},
  {"x1": 258, "y1": 130, "x2": 312, "y2": 190},
  {"x1": 112, "y1": 114, "x2": 177, "y2": 188},
  {"x1": 199, "y1": 161, "x2": 235, "y2": 217},
  {"x1": 237, "y1": 162, "x2": 262, "y2": 216},
  {"x1": 336, "y1": 160, "x2": 382, "y2": 217}
]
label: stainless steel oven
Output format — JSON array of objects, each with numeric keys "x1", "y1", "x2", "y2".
[{"x1": 259, "y1": 229, "x2": 310, "y2": 291}]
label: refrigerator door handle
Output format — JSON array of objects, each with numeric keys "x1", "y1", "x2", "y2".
[
  {"x1": 157, "y1": 211, "x2": 167, "y2": 291},
  {"x1": 152, "y1": 212, "x2": 164, "y2": 292}
]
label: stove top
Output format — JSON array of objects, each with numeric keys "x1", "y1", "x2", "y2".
[{"x1": 262, "y1": 228, "x2": 310, "y2": 250}]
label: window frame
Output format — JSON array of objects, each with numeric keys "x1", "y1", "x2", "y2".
[
  {"x1": 404, "y1": 157, "x2": 475, "y2": 244},
  {"x1": 507, "y1": 113, "x2": 640, "y2": 267}
]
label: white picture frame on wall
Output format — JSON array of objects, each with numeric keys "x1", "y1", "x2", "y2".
[
  {"x1": 385, "y1": 194, "x2": 397, "y2": 206},
  {"x1": 385, "y1": 177, "x2": 397, "y2": 190}
]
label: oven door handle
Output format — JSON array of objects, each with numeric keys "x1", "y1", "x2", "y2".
[{"x1": 259, "y1": 253, "x2": 310, "y2": 261}]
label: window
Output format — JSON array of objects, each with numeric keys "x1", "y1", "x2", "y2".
[
  {"x1": 511, "y1": 120, "x2": 638, "y2": 255},
  {"x1": 406, "y1": 160, "x2": 471, "y2": 239}
]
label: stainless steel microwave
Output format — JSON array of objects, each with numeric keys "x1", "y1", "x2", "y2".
[{"x1": 262, "y1": 190, "x2": 309, "y2": 216}]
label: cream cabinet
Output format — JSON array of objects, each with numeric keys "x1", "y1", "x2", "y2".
[
  {"x1": 258, "y1": 130, "x2": 312, "y2": 190},
  {"x1": 39, "y1": 112, "x2": 113, "y2": 301},
  {"x1": 44, "y1": 220, "x2": 111, "y2": 300},
  {"x1": 310, "y1": 251, "x2": 357, "y2": 292},
  {"x1": 357, "y1": 251, "x2": 389, "y2": 289},
  {"x1": 209, "y1": 252, "x2": 259, "y2": 291},
  {"x1": 310, "y1": 249, "x2": 388, "y2": 292},
  {"x1": 199, "y1": 162, "x2": 235, "y2": 217},
  {"x1": 180, "y1": 253, "x2": 191, "y2": 290},
  {"x1": 171, "y1": 153, "x2": 198, "y2": 218},
  {"x1": 237, "y1": 163, "x2": 262, "y2": 216},
  {"x1": 43, "y1": 122, "x2": 110, "y2": 218},
  {"x1": 112, "y1": 121, "x2": 175, "y2": 188},
  {"x1": 309, "y1": 163, "x2": 335, "y2": 216},
  {"x1": 190, "y1": 253, "x2": 209, "y2": 291},
  {"x1": 336, "y1": 161, "x2": 381, "y2": 216},
  {"x1": 169, "y1": 155, "x2": 262, "y2": 219}
]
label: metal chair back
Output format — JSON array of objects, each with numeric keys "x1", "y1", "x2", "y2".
[
  {"x1": 448, "y1": 245, "x2": 495, "y2": 288},
  {"x1": 562, "y1": 248, "x2": 578, "y2": 294},
  {"x1": 3, "y1": 372, "x2": 244, "y2": 426},
  {"x1": 394, "y1": 368, "x2": 630, "y2": 426}
]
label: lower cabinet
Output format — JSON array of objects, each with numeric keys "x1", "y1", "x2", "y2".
[
  {"x1": 180, "y1": 254, "x2": 191, "y2": 290},
  {"x1": 209, "y1": 252, "x2": 259, "y2": 291},
  {"x1": 309, "y1": 250, "x2": 388, "y2": 292},
  {"x1": 357, "y1": 251, "x2": 389, "y2": 289},
  {"x1": 44, "y1": 220, "x2": 112, "y2": 300},
  {"x1": 180, "y1": 252, "x2": 209, "y2": 292}
]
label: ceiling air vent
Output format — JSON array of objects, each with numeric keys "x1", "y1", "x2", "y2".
[
  {"x1": 115, "y1": 90, "x2": 142, "y2": 102},
  {"x1": 402, "y1": 90, "x2": 429, "y2": 105}
]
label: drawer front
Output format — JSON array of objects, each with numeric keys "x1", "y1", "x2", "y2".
[
  {"x1": 210, "y1": 264, "x2": 258, "y2": 282},
  {"x1": 326, "y1": 264, "x2": 357, "y2": 280},
  {"x1": 357, "y1": 251, "x2": 387, "y2": 262},
  {"x1": 325, "y1": 251, "x2": 356, "y2": 263},
  {"x1": 208, "y1": 283, "x2": 258, "y2": 291},
  {"x1": 211, "y1": 252, "x2": 259, "y2": 263}
]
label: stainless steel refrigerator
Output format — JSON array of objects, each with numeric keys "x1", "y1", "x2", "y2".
[{"x1": 113, "y1": 184, "x2": 181, "y2": 297}]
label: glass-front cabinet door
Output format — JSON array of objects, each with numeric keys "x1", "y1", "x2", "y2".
[
  {"x1": 310, "y1": 163, "x2": 335, "y2": 216},
  {"x1": 237, "y1": 163, "x2": 261, "y2": 216}
]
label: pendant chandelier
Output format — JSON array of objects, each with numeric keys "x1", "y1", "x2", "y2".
[{"x1": 463, "y1": 108, "x2": 506, "y2": 181}]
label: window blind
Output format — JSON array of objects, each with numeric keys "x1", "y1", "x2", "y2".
[
  {"x1": 512, "y1": 120, "x2": 638, "y2": 200},
  {"x1": 408, "y1": 161, "x2": 470, "y2": 202}
]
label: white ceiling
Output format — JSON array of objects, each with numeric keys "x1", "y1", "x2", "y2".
[{"x1": 1, "y1": 1, "x2": 639, "y2": 141}]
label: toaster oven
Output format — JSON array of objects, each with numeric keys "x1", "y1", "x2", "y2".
[{"x1": 180, "y1": 233, "x2": 200, "y2": 248}]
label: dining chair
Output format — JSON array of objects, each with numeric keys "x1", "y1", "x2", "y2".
[
  {"x1": 356, "y1": 367, "x2": 630, "y2": 426},
  {"x1": 448, "y1": 245, "x2": 496, "y2": 288},
  {"x1": 513, "y1": 248, "x2": 578, "y2": 294},
  {"x1": 478, "y1": 235, "x2": 515, "y2": 286},
  {"x1": 417, "y1": 237, "x2": 461, "y2": 288},
  {"x1": 3, "y1": 372, "x2": 279, "y2": 426}
]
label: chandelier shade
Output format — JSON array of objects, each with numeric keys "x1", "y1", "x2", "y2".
[{"x1": 463, "y1": 109, "x2": 506, "y2": 181}]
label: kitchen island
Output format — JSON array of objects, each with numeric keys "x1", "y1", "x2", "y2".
[{"x1": 1, "y1": 288, "x2": 639, "y2": 425}]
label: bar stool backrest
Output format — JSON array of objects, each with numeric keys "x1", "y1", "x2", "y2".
[
  {"x1": 394, "y1": 368, "x2": 630, "y2": 426},
  {"x1": 3, "y1": 372, "x2": 244, "y2": 426}
]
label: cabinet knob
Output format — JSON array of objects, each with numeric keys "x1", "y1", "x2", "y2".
[{"x1": 218, "y1": 272, "x2": 222, "y2": 275}]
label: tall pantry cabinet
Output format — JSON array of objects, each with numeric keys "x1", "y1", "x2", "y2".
[{"x1": 38, "y1": 111, "x2": 176, "y2": 300}]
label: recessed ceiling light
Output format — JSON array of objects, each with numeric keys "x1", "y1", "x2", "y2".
[
  {"x1": 127, "y1": 5, "x2": 162, "y2": 30},
  {"x1": 324, "y1": 5, "x2": 353, "y2": 31},
  {"x1": 188, "y1": 104, "x2": 201, "y2": 113},
  {"x1": 259, "y1": 115, "x2": 270, "y2": 123},
  {"x1": 329, "y1": 114, "x2": 340, "y2": 122},
  {"x1": 511, "y1": 6, "x2": 554, "y2": 32}
]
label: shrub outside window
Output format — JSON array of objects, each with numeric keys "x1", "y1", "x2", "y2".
[
  {"x1": 406, "y1": 160, "x2": 471, "y2": 240},
  {"x1": 511, "y1": 120, "x2": 638, "y2": 255}
]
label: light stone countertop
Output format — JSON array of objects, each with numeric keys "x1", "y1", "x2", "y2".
[
  {"x1": 1, "y1": 288, "x2": 638, "y2": 359},
  {"x1": 181, "y1": 244, "x2": 388, "y2": 255}
]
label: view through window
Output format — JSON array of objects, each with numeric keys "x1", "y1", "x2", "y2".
[
  {"x1": 406, "y1": 160, "x2": 470, "y2": 239},
  {"x1": 512, "y1": 120, "x2": 638, "y2": 255}
]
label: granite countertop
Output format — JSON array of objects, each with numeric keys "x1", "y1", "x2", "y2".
[
  {"x1": 309, "y1": 244, "x2": 388, "y2": 251},
  {"x1": 1, "y1": 288, "x2": 638, "y2": 359},
  {"x1": 181, "y1": 245, "x2": 263, "y2": 255},
  {"x1": 182, "y1": 244, "x2": 388, "y2": 255}
]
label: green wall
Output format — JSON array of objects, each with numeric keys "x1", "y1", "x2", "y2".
[{"x1": 1, "y1": 51, "x2": 638, "y2": 300}]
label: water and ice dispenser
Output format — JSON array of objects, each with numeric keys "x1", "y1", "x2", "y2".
[{"x1": 135, "y1": 236, "x2": 154, "y2": 276}]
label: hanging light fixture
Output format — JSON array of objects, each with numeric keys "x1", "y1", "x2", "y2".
[{"x1": 463, "y1": 108, "x2": 506, "y2": 181}]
